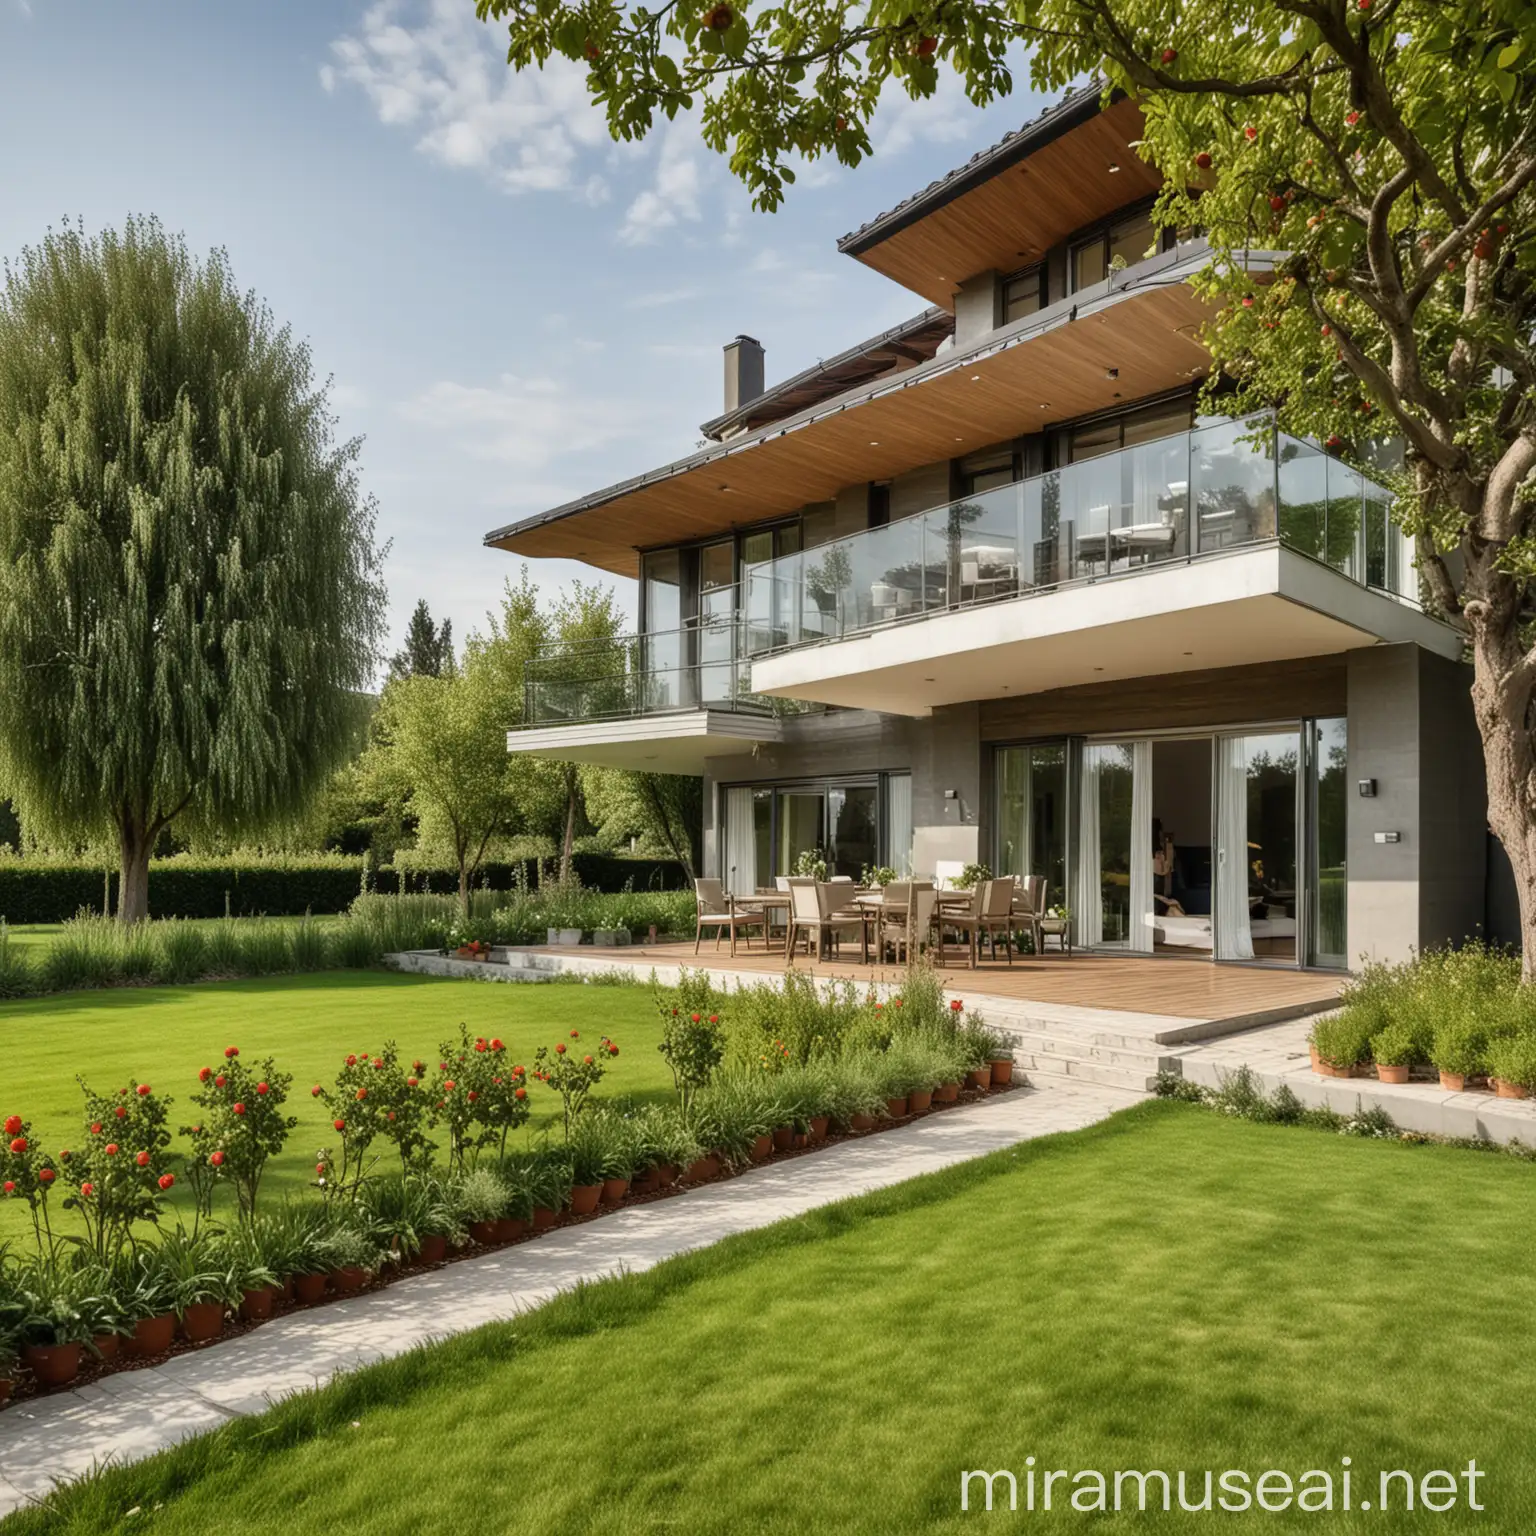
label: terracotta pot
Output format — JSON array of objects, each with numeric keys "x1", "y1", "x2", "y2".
[
  {"x1": 22, "y1": 1342, "x2": 81, "y2": 1389},
  {"x1": 749, "y1": 1134, "x2": 773, "y2": 1162},
  {"x1": 1308, "y1": 1044, "x2": 1322, "y2": 1072},
  {"x1": 909, "y1": 1088, "x2": 933, "y2": 1113},
  {"x1": 569, "y1": 1183, "x2": 603, "y2": 1215},
  {"x1": 468, "y1": 1219, "x2": 500, "y2": 1246},
  {"x1": 281, "y1": 1275, "x2": 295, "y2": 1303},
  {"x1": 180, "y1": 1301, "x2": 225, "y2": 1343},
  {"x1": 417, "y1": 1234, "x2": 448, "y2": 1266},
  {"x1": 935, "y1": 1082, "x2": 959, "y2": 1103},
  {"x1": 772, "y1": 1126, "x2": 793, "y2": 1152},
  {"x1": 1375, "y1": 1063, "x2": 1410, "y2": 1085},
  {"x1": 809, "y1": 1116, "x2": 829, "y2": 1142},
  {"x1": 292, "y1": 1272, "x2": 328, "y2": 1306},
  {"x1": 989, "y1": 1059, "x2": 1015, "y2": 1085},
  {"x1": 792, "y1": 1131, "x2": 809, "y2": 1149},
  {"x1": 128, "y1": 1313, "x2": 176, "y2": 1357},
  {"x1": 0, "y1": 1379, "x2": 11, "y2": 1408},
  {"x1": 497, "y1": 1217, "x2": 528, "y2": 1241},
  {"x1": 532, "y1": 1205, "x2": 558, "y2": 1231},
  {"x1": 885, "y1": 1096, "x2": 909, "y2": 1119},
  {"x1": 630, "y1": 1168, "x2": 656, "y2": 1195},
  {"x1": 91, "y1": 1332, "x2": 121, "y2": 1361},
  {"x1": 653, "y1": 1163, "x2": 679, "y2": 1187},
  {"x1": 1494, "y1": 1078, "x2": 1531, "y2": 1100},
  {"x1": 329, "y1": 1267, "x2": 367, "y2": 1296},
  {"x1": 682, "y1": 1155, "x2": 720, "y2": 1184},
  {"x1": 600, "y1": 1177, "x2": 630, "y2": 1206},
  {"x1": 239, "y1": 1287, "x2": 275, "y2": 1323},
  {"x1": 850, "y1": 1112, "x2": 875, "y2": 1131},
  {"x1": 967, "y1": 1065, "x2": 993, "y2": 1090},
  {"x1": 1438, "y1": 1070, "x2": 1467, "y2": 1092}
]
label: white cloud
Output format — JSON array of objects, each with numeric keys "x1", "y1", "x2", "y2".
[
  {"x1": 324, "y1": 0, "x2": 611, "y2": 197},
  {"x1": 618, "y1": 117, "x2": 707, "y2": 245},
  {"x1": 399, "y1": 372, "x2": 659, "y2": 473}
]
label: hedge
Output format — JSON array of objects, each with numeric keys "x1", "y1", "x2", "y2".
[{"x1": 0, "y1": 853, "x2": 690, "y2": 924}]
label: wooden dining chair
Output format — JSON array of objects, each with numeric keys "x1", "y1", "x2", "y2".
[
  {"x1": 881, "y1": 882, "x2": 936, "y2": 965},
  {"x1": 1013, "y1": 875, "x2": 1046, "y2": 956},
  {"x1": 946, "y1": 879, "x2": 1017, "y2": 968},
  {"x1": 693, "y1": 877, "x2": 763, "y2": 956},
  {"x1": 784, "y1": 878, "x2": 863, "y2": 966}
]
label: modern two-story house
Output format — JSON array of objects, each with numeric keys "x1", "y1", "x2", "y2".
[{"x1": 488, "y1": 85, "x2": 1487, "y2": 972}]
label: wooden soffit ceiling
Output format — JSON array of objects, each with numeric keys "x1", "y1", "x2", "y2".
[
  {"x1": 854, "y1": 98, "x2": 1161, "y2": 309},
  {"x1": 489, "y1": 281, "x2": 1214, "y2": 579}
]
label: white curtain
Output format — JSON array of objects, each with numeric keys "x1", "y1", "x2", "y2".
[
  {"x1": 886, "y1": 774, "x2": 913, "y2": 875},
  {"x1": 1216, "y1": 736, "x2": 1255, "y2": 960},
  {"x1": 1128, "y1": 739, "x2": 1154, "y2": 952},
  {"x1": 1075, "y1": 747, "x2": 1105, "y2": 946},
  {"x1": 724, "y1": 786, "x2": 756, "y2": 896}
]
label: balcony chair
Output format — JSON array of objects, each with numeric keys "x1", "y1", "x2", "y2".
[
  {"x1": 693, "y1": 877, "x2": 764, "y2": 957},
  {"x1": 784, "y1": 877, "x2": 864, "y2": 967},
  {"x1": 946, "y1": 877, "x2": 1018, "y2": 968}
]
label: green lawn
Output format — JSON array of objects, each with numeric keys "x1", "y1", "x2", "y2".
[
  {"x1": 0, "y1": 972, "x2": 671, "y2": 1238},
  {"x1": 8, "y1": 1103, "x2": 1532, "y2": 1535}
]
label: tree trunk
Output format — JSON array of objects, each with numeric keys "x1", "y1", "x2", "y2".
[
  {"x1": 457, "y1": 860, "x2": 471, "y2": 918},
  {"x1": 116, "y1": 813, "x2": 152, "y2": 924},
  {"x1": 1470, "y1": 620, "x2": 1536, "y2": 979},
  {"x1": 559, "y1": 765, "x2": 578, "y2": 884}
]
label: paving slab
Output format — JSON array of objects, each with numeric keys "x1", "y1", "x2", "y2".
[{"x1": 0, "y1": 1080, "x2": 1137, "y2": 1516}]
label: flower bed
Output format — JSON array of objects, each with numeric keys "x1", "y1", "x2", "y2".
[
  {"x1": 1308, "y1": 942, "x2": 1536, "y2": 1098},
  {"x1": 0, "y1": 962, "x2": 1017, "y2": 1405}
]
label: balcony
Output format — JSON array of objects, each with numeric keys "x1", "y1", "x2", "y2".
[
  {"x1": 510, "y1": 619, "x2": 807, "y2": 773},
  {"x1": 742, "y1": 416, "x2": 1460, "y2": 713}
]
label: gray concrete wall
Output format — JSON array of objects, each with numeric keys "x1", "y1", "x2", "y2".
[
  {"x1": 889, "y1": 461, "x2": 953, "y2": 522},
  {"x1": 1345, "y1": 643, "x2": 1485, "y2": 963},
  {"x1": 953, "y1": 271, "x2": 1002, "y2": 348}
]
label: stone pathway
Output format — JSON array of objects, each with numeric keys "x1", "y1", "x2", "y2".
[{"x1": 0, "y1": 1080, "x2": 1138, "y2": 1516}]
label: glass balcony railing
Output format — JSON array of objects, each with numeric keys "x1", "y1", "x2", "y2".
[
  {"x1": 738, "y1": 415, "x2": 1412, "y2": 656},
  {"x1": 523, "y1": 613, "x2": 817, "y2": 726}
]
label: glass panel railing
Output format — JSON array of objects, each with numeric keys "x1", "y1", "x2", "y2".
[{"x1": 1191, "y1": 414, "x2": 1277, "y2": 552}]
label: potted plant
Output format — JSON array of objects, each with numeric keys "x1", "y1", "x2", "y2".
[
  {"x1": 1308, "y1": 1012, "x2": 1375, "y2": 1078},
  {"x1": 1369, "y1": 1019, "x2": 1418, "y2": 1085},
  {"x1": 1487, "y1": 1031, "x2": 1536, "y2": 1100},
  {"x1": 9, "y1": 1261, "x2": 93, "y2": 1389},
  {"x1": 156, "y1": 1230, "x2": 241, "y2": 1344},
  {"x1": 1431, "y1": 1014, "x2": 1488, "y2": 1093},
  {"x1": 455, "y1": 1166, "x2": 510, "y2": 1244},
  {"x1": 222, "y1": 1225, "x2": 281, "y2": 1323},
  {"x1": 985, "y1": 1030, "x2": 1017, "y2": 1086},
  {"x1": 0, "y1": 1333, "x2": 15, "y2": 1408},
  {"x1": 528, "y1": 1147, "x2": 572, "y2": 1230},
  {"x1": 248, "y1": 1201, "x2": 328, "y2": 1306},
  {"x1": 320, "y1": 1225, "x2": 381, "y2": 1295},
  {"x1": 566, "y1": 1113, "x2": 613, "y2": 1214},
  {"x1": 113, "y1": 1248, "x2": 179, "y2": 1358},
  {"x1": 860, "y1": 864, "x2": 897, "y2": 889},
  {"x1": 792, "y1": 847, "x2": 829, "y2": 882}
]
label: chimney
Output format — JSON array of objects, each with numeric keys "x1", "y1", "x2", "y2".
[{"x1": 723, "y1": 334, "x2": 765, "y2": 414}]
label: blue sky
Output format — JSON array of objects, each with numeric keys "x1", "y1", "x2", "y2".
[{"x1": 0, "y1": 0, "x2": 1046, "y2": 669}]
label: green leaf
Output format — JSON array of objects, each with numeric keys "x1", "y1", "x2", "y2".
[{"x1": 1496, "y1": 40, "x2": 1523, "y2": 71}]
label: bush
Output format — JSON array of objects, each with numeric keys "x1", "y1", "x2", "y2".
[
  {"x1": 1310, "y1": 1009, "x2": 1377, "y2": 1069},
  {"x1": 1370, "y1": 1017, "x2": 1422, "y2": 1068},
  {"x1": 1487, "y1": 1031, "x2": 1536, "y2": 1092}
]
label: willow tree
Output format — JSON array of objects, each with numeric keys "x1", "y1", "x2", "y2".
[
  {"x1": 0, "y1": 218, "x2": 385, "y2": 919},
  {"x1": 483, "y1": 0, "x2": 1536, "y2": 967}
]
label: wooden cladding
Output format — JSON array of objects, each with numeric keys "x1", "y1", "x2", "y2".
[
  {"x1": 491, "y1": 281, "x2": 1214, "y2": 578},
  {"x1": 852, "y1": 100, "x2": 1162, "y2": 309},
  {"x1": 978, "y1": 655, "x2": 1350, "y2": 742}
]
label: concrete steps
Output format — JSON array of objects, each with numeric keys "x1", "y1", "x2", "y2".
[{"x1": 991, "y1": 1018, "x2": 1178, "y2": 1094}]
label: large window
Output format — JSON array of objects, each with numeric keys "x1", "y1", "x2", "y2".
[
  {"x1": 722, "y1": 776, "x2": 889, "y2": 885},
  {"x1": 996, "y1": 743, "x2": 1069, "y2": 907},
  {"x1": 1002, "y1": 266, "x2": 1045, "y2": 325},
  {"x1": 1071, "y1": 209, "x2": 1158, "y2": 292}
]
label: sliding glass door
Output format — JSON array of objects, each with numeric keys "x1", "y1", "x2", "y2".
[
  {"x1": 1214, "y1": 731, "x2": 1299, "y2": 962},
  {"x1": 1308, "y1": 718, "x2": 1348, "y2": 967},
  {"x1": 996, "y1": 743, "x2": 1070, "y2": 908},
  {"x1": 723, "y1": 776, "x2": 888, "y2": 887},
  {"x1": 1074, "y1": 741, "x2": 1153, "y2": 950}
]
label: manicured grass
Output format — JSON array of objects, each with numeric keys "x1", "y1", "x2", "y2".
[
  {"x1": 8, "y1": 1103, "x2": 1533, "y2": 1534},
  {"x1": 0, "y1": 972, "x2": 670, "y2": 1239}
]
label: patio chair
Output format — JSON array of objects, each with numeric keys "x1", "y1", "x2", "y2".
[
  {"x1": 879, "y1": 882, "x2": 936, "y2": 965},
  {"x1": 784, "y1": 877, "x2": 863, "y2": 967},
  {"x1": 946, "y1": 878, "x2": 1017, "y2": 968},
  {"x1": 693, "y1": 877, "x2": 764, "y2": 957},
  {"x1": 1012, "y1": 876, "x2": 1046, "y2": 955}
]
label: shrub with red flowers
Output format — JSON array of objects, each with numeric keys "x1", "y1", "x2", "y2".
[
  {"x1": 181, "y1": 1049, "x2": 299, "y2": 1218},
  {"x1": 0, "y1": 1112, "x2": 61, "y2": 1251},
  {"x1": 656, "y1": 1007, "x2": 725, "y2": 1109},
  {"x1": 67, "y1": 1077, "x2": 175, "y2": 1256},
  {"x1": 427, "y1": 1025, "x2": 530, "y2": 1168},
  {"x1": 533, "y1": 1029, "x2": 618, "y2": 1136},
  {"x1": 316, "y1": 1040, "x2": 434, "y2": 1191}
]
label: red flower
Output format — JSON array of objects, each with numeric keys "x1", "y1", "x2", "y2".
[
  {"x1": 8, "y1": 1136, "x2": 25, "y2": 1154},
  {"x1": 137, "y1": 1084, "x2": 151, "y2": 1096},
  {"x1": 950, "y1": 999, "x2": 964, "y2": 1012},
  {"x1": 1160, "y1": 47, "x2": 1177, "y2": 63},
  {"x1": 444, "y1": 1080, "x2": 457, "y2": 1091},
  {"x1": 346, "y1": 1054, "x2": 357, "y2": 1066},
  {"x1": 2, "y1": 1181, "x2": 12, "y2": 1195},
  {"x1": 1345, "y1": 110, "x2": 1360, "y2": 127},
  {"x1": 467, "y1": 1090, "x2": 478, "y2": 1102},
  {"x1": 490, "y1": 1038, "x2": 503, "y2": 1052},
  {"x1": 135, "y1": 1151, "x2": 150, "y2": 1167},
  {"x1": 413, "y1": 1060, "x2": 426, "y2": 1074},
  {"x1": 225, "y1": 1046, "x2": 239, "y2": 1059},
  {"x1": 583, "y1": 1055, "x2": 594, "y2": 1066},
  {"x1": 3, "y1": 1115, "x2": 21, "y2": 1135},
  {"x1": 214, "y1": 1075, "x2": 226, "y2": 1088},
  {"x1": 91, "y1": 1121, "x2": 103, "y2": 1135},
  {"x1": 387, "y1": 1111, "x2": 395, "y2": 1122},
  {"x1": 38, "y1": 1168, "x2": 54, "y2": 1183},
  {"x1": 894, "y1": 999, "x2": 903, "y2": 1007},
  {"x1": 256, "y1": 1082, "x2": 270, "y2": 1095},
  {"x1": 555, "y1": 1043, "x2": 566, "y2": 1055},
  {"x1": 355, "y1": 1088, "x2": 367, "y2": 1102},
  {"x1": 80, "y1": 1181, "x2": 94, "y2": 1197},
  {"x1": 1194, "y1": 151, "x2": 1212, "y2": 170},
  {"x1": 570, "y1": 1030, "x2": 580, "y2": 1039},
  {"x1": 406, "y1": 1076, "x2": 419, "y2": 1088},
  {"x1": 690, "y1": 1014, "x2": 700, "y2": 1023},
  {"x1": 198, "y1": 1067, "x2": 212, "y2": 1083},
  {"x1": 311, "y1": 1084, "x2": 322, "y2": 1097},
  {"x1": 316, "y1": 1163, "x2": 326, "y2": 1176},
  {"x1": 233, "y1": 1102, "x2": 247, "y2": 1115},
  {"x1": 514, "y1": 1087, "x2": 527, "y2": 1101},
  {"x1": 608, "y1": 1044, "x2": 619, "y2": 1057},
  {"x1": 474, "y1": 1039, "x2": 488, "y2": 1053},
  {"x1": 333, "y1": 1118, "x2": 346, "y2": 1132},
  {"x1": 210, "y1": 1151, "x2": 225, "y2": 1167},
  {"x1": 875, "y1": 1002, "x2": 884, "y2": 1011},
  {"x1": 158, "y1": 1173, "x2": 175, "y2": 1191},
  {"x1": 513, "y1": 1064, "x2": 525, "y2": 1077},
  {"x1": 1244, "y1": 124, "x2": 1257, "y2": 141},
  {"x1": 105, "y1": 1143, "x2": 119, "y2": 1156},
  {"x1": 708, "y1": 1015, "x2": 718, "y2": 1024}
]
